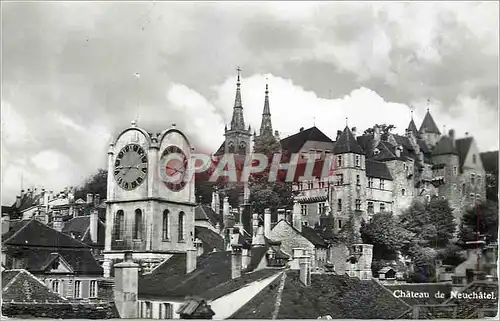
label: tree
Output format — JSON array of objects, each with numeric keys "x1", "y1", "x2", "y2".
[
  {"x1": 74, "y1": 168, "x2": 108, "y2": 200},
  {"x1": 399, "y1": 198, "x2": 456, "y2": 248},
  {"x1": 363, "y1": 124, "x2": 396, "y2": 136},
  {"x1": 360, "y1": 212, "x2": 414, "y2": 261},
  {"x1": 248, "y1": 134, "x2": 293, "y2": 214},
  {"x1": 458, "y1": 200, "x2": 498, "y2": 244}
]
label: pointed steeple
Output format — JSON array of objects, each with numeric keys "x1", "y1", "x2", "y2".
[
  {"x1": 419, "y1": 109, "x2": 441, "y2": 135},
  {"x1": 407, "y1": 111, "x2": 418, "y2": 135},
  {"x1": 259, "y1": 82, "x2": 274, "y2": 137},
  {"x1": 230, "y1": 67, "x2": 246, "y2": 131}
]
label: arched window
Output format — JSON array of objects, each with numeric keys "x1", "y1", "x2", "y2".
[
  {"x1": 239, "y1": 141, "x2": 246, "y2": 154},
  {"x1": 162, "y1": 210, "x2": 170, "y2": 240},
  {"x1": 133, "y1": 209, "x2": 143, "y2": 240},
  {"x1": 228, "y1": 142, "x2": 235, "y2": 154},
  {"x1": 401, "y1": 189, "x2": 406, "y2": 196},
  {"x1": 178, "y1": 212, "x2": 185, "y2": 241},
  {"x1": 114, "y1": 210, "x2": 124, "y2": 240}
]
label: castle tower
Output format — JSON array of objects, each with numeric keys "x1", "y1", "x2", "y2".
[
  {"x1": 103, "y1": 121, "x2": 196, "y2": 277},
  {"x1": 431, "y1": 129, "x2": 462, "y2": 220},
  {"x1": 331, "y1": 126, "x2": 367, "y2": 231},
  {"x1": 419, "y1": 109, "x2": 441, "y2": 148},
  {"x1": 223, "y1": 68, "x2": 252, "y2": 156}
]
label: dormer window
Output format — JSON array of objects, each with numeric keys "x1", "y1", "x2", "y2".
[{"x1": 373, "y1": 148, "x2": 380, "y2": 156}]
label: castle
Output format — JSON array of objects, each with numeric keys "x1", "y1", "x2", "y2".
[{"x1": 214, "y1": 71, "x2": 487, "y2": 234}]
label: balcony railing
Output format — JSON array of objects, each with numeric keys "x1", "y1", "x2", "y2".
[{"x1": 111, "y1": 239, "x2": 146, "y2": 251}]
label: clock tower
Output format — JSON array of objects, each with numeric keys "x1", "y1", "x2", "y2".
[{"x1": 103, "y1": 121, "x2": 196, "y2": 277}]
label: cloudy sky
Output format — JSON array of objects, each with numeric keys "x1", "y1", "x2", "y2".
[{"x1": 2, "y1": 1, "x2": 498, "y2": 204}]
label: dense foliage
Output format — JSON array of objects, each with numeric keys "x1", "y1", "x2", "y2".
[
  {"x1": 361, "y1": 198, "x2": 458, "y2": 282},
  {"x1": 458, "y1": 200, "x2": 499, "y2": 244},
  {"x1": 248, "y1": 134, "x2": 294, "y2": 214},
  {"x1": 363, "y1": 124, "x2": 396, "y2": 136},
  {"x1": 74, "y1": 168, "x2": 108, "y2": 200}
]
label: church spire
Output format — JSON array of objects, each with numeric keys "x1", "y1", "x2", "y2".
[
  {"x1": 259, "y1": 81, "x2": 274, "y2": 137},
  {"x1": 230, "y1": 67, "x2": 246, "y2": 131}
]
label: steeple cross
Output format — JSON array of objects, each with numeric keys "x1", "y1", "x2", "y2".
[{"x1": 236, "y1": 66, "x2": 241, "y2": 82}]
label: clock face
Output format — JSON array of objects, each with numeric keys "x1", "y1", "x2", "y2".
[
  {"x1": 160, "y1": 145, "x2": 188, "y2": 192},
  {"x1": 114, "y1": 144, "x2": 148, "y2": 190}
]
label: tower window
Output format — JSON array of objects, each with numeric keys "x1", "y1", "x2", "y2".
[
  {"x1": 356, "y1": 175, "x2": 360, "y2": 186},
  {"x1": 336, "y1": 174, "x2": 344, "y2": 186},
  {"x1": 133, "y1": 209, "x2": 143, "y2": 240},
  {"x1": 453, "y1": 166, "x2": 457, "y2": 176},
  {"x1": 337, "y1": 155, "x2": 342, "y2": 168},
  {"x1": 368, "y1": 177, "x2": 374, "y2": 188},
  {"x1": 380, "y1": 203, "x2": 386, "y2": 212},
  {"x1": 367, "y1": 202, "x2": 374, "y2": 214},
  {"x1": 355, "y1": 155, "x2": 361, "y2": 167},
  {"x1": 337, "y1": 199, "x2": 342, "y2": 211},
  {"x1": 178, "y1": 212, "x2": 185, "y2": 241},
  {"x1": 338, "y1": 219, "x2": 342, "y2": 229},
  {"x1": 114, "y1": 210, "x2": 124, "y2": 241},
  {"x1": 307, "y1": 181, "x2": 314, "y2": 189},
  {"x1": 162, "y1": 210, "x2": 170, "y2": 240},
  {"x1": 401, "y1": 188, "x2": 406, "y2": 196},
  {"x1": 355, "y1": 199, "x2": 361, "y2": 211},
  {"x1": 318, "y1": 202, "x2": 326, "y2": 214},
  {"x1": 471, "y1": 174, "x2": 475, "y2": 185},
  {"x1": 380, "y1": 179, "x2": 385, "y2": 190}
]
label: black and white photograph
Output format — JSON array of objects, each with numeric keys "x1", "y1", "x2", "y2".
[{"x1": 1, "y1": 1, "x2": 499, "y2": 319}]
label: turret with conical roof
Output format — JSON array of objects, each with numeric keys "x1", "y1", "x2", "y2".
[{"x1": 419, "y1": 108, "x2": 441, "y2": 147}]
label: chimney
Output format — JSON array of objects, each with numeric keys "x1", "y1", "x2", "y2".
[
  {"x1": 292, "y1": 199, "x2": 302, "y2": 232},
  {"x1": 299, "y1": 127, "x2": 304, "y2": 132},
  {"x1": 15, "y1": 195, "x2": 21, "y2": 208},
  {"x1": 252, "y1": 213, "x2": 259, "y2": 237},
  {"x1": 86, "y1": 193, "x2": 93, "y2": 204},
  {"x1": 277, "y1": 209, "x2": 286, "y2": 222},
  {"x1": 242, "y1": 247, "x2": 251, "y2": 270},
  {"x1": 373, "y1": 125, "x2": 381, "y2": 149},
  {"x1": 448, "y1": 129, "x2": 455, "y2": 147},
  {"x1": 94, "y1": 194, "x2": 100, "y2": 207},
  {"x1": 231, "y1": 244, "x2": 242, "y2": 279},
  {"x1": 2, "y1": 215, "x2": 10, "y2": 234},
  {"x1": 186, "y1": 246, "x2": 197, "y2": 274},
  {"x1": 20, "y1": 189, "x2": 25, "y2": 198},
  {"x1": 395, "y1": 146, "x2": 402, "y2": 158},
  {"x1": 264, "y1": 208, "x2": 271, "y2": 237},
  {"x1": 351, "y1": 127, "x2": 357, "y2": 138},
  {"x1": 223, "y1": 197, "x2": 230, "y2": 217},
  {"x1": 194, "y1": 238, "x2": 204, "y2": 257},
  {"x1": 290, "y1": 248, "x2": 308, "y2": 269},
  {"x1": 253, "y1": 225, "x2": 266, "y2": 247},
  {"x1": 299, "y1": 255, "x2": 312, "y2": 287},
  {"x1": 90, "y1": 209, "x2": 98, "y2": 244},
  {"x1": 52, "y1": 215, "x2": 63, "y2": 232},
  {"x1": 336, "y1": 130, "x2": 342, "y2": 141},
  {"x1": 113, "y1": 251, "x2": 139, "y2": 318},
  {"x1": 211, "y1": 189, "x2": 217, "y2": 212},
  {"x1": 274, "y1": 130, "x2": 280, "y2": 141}
]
